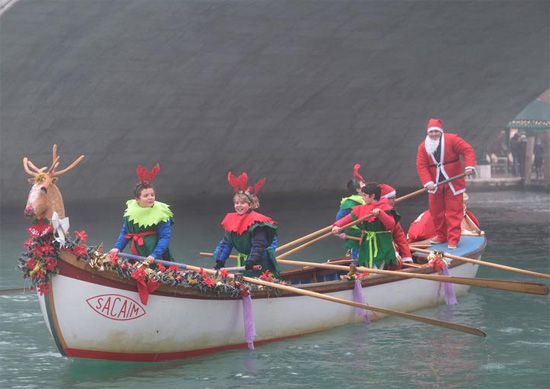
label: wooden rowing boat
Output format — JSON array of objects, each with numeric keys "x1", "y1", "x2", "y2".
[{"x1": 33, "y1": 235, "x2": 486, "y2": 362}]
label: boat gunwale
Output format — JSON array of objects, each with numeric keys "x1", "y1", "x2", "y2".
[{"x1": 56, "y1": 238, "x2": 486, "y2": 300}]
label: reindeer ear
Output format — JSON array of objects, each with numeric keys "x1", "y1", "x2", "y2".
[
  {"x1": 52, "y1": 177, "x2": 58, "y2": 183},
  {"x1": 28, "y1": 178, "x2": 35, "y2": 184},
  {"x1": 97, "y1": 243, "x2": 103, "y2": 253}
]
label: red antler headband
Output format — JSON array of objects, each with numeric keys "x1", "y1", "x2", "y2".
[
  {"x1": 227, "y1": 172, "x2": 266, "y2": 196},
  {"x1": 136, "y1": 163, "x2": 160, "y2": 185},
  {"x1": 353, "y1": 164, "x2": 366, "y2": 183}
]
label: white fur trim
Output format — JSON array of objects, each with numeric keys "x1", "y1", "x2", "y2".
[
  {"x1": 383, "y1": 190, "x2": 396, "y2": 199},
  {"x1": 427, "y1": 126, "x2": 444, "y2": 133}
]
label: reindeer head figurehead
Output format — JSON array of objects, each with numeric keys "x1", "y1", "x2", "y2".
[{"x1": 23, "y1": 145, "x2": 84, "y2": 221}]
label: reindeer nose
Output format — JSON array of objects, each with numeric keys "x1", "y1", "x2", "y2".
[{"x1": 24, "y1": 205, "x2": 34, "y2": 218}]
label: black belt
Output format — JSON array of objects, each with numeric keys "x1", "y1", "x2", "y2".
[{"x1": 428, "y1": 158, "x2": 459, "y2": 168}]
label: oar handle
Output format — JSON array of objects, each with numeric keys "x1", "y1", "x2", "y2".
[{"x1": 117, "y1": 252, "x2": 257, "y2": 272}]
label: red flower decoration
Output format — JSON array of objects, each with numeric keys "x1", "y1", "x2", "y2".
[
  {"x1": 37, "y1": 283, "x2": 49, "y2": 295},
  {"x1": 260, "y1": 270, "x2": 272, "y2": 281},
  {"x1": 168, "y1": 265, "x2": 180, "y2": 272},
  {"x1": 219, "y1": 269, "x2": 229, "y2": 278},
  {"x1": 74, "y1": 230, "x2": 88, "y2": 242},
  {"x1": 198, "y1": 267, "x2": 206, "y2": 277},
  {"x1": 24, "y1": 238, "x2": 34, "y2": 248},
  {"x1": 202, "y1": 275, "x2": 215, "y2": 288},
  {"x1": 109, "y1": 252, "x2": 119, "y2": 266},
  {"x1": 71, "y1": 244, "x2": 88, "y2": 258},
  {"x1": 45, "y1": 257, "x2": 57, "y2": 271},
  {"x1": 32, "y1": 246, "x2": 44, "y2": 258},
  {"x1": 41, "y1": 242, "x2": 54, "y2": 256},
  {"x1": 175, "y1": 275, "x2": 182, "y2": 282},
  {"x1": 157, "y1": 263, "x2": 166, "y2": 272},
  {"x1": 26, "y1": 258, "x2": 37, "y2": 270},
  {"x1": 240, "y1": 284, "x2": 250, "y2": 297}
]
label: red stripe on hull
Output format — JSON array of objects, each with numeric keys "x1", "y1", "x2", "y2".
[{"x1": 63, "y1": 333, "x2": 309, "y2": 362}]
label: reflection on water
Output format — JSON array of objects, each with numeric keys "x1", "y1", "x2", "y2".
[{"x1": 0, "y1": 190, "x2": 549, "y2": 388}]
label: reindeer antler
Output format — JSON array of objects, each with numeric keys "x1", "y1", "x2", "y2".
[
  {"x1": 23, "y1": 157, "x2": 44, "y2": 176},
  {"x1": 227, "y1": 172, "x2": 249, "y2": 193},
  {"x1": 353, "y1": 164, "x2": 366, "y2": 183},
  {"x1": 253, "y1": 178, "x2": 266, "y2": 195},
  {"x1": 50, "y1": 144, "x2": 85, "y2": 176}
]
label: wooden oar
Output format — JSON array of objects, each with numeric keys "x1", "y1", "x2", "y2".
[
  {"x1": 245, "y1": 273, "x2": 486, "y2": 337},
  {"x1": 199, "y1": 252, "x2": 549, "y2": 295},
  {"x1": 194, "y1": 253, "x2": 484, "y2": 336},
  {"x1": 277, "y1": 212, "x2": 374, "y2": 259},
  {"x1": 275, "y1": 225, "x2": 333, "y2": 253},
  {"x1": 276, "y1": 173, "x2": 467, "y2": 254},
  {"x1": 140, "y1": 254, "x2": 481, "y2": 337},
  {"x1": 0, "y1": 287, "x2": 33, "y2": 295},
  {"x1": 410, "y1": 246, "x2": 550, "y2": 280}
]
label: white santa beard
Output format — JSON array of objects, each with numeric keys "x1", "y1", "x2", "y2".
[{"x1": 425, "y1": 135, "x2": 440, "y2": 155}]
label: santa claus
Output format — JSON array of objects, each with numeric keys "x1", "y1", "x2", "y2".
[{"x1": 416, "y1": 118, "x2": 476, "y2": 249}]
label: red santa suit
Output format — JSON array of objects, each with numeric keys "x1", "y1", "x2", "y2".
[
  {"x1": 380, "y1": 183, "x2": 412, "y2": 264},
  {"x1": 416, "y1": 119, "x2": 476, "y2": 247}
]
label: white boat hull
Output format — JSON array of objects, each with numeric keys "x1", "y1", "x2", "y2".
[{"x1": 38, "y1": 252, "x2": 480, "y2": 361}]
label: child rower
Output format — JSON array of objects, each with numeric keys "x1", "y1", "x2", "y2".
[
  {"x1": 334, "y1": 164, "x2": 367, "y2": 269},
  {"x1": 212, "y1": 172, "x2": 280, "y2": 277},
  {"x1": 109, "y1": 164, "x2": 174, "y2": 265},
  {"x1": 332, "y1": 182, "x2": 399, "y2": 271}
]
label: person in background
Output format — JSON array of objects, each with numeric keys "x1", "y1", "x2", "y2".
[
  {"x1": 416, "y1": 118, "x2": 476, "y2": 250},
  {"x1": 213, "y1": 172, "x2": 280, "y2": 277},
  {"x1": 109, "y1": 164, "x2": 174, "y2": 265},
  {"x1": 510, "y1": 133, "x2": 521, "y2": 176},
  {"x1": 517, "y1": 134, "x2": 528, "y2": 178},
  {"x1": 534, "y1": 138, "x2": 544, "y2": 179},
  {"x1": 334, "y1": 164, "x2": 367, "y2": 269}
]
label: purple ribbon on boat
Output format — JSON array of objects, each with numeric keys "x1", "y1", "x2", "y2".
[
  {"x1": 242, "y1": 295, "x2": 257, "y2": 350},
  {"x1": 353, "y1": 279, "x2": 370, "y2": 324},
  {"x1": 439, "y1": 265, "x2": 458, "y2": 305}
]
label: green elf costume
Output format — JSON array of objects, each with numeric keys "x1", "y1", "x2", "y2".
[
  {"x1": 213, "y1": 172, "x2": 280, "y2": 278},
  {"x1": 114, "y1": 164, "x2": 174, "y2": 261},
  {"x1": 333, "y1": 198, "x2": 399, "y2": 269},
  {"x1": 335, "y1": 164, "x2": 367, "y2": 265}
]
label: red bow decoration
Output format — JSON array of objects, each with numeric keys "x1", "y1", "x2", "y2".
[
  {"x1": 131, "y1": 267, "x2": 160, "y2": 305},
  {"x1": 136, "y1": 164, "x2": 160, "y2": 185},
  {"x1": 27, "y1": 219, "x2": 53, "y2": 238}
]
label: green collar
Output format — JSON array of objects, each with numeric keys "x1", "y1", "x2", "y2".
[
  {"x1": 123, "y1": 199, "x2": 173, "y2": 228},
  {"x1": 340, "y1": 194, "x2": 365, "y2": 207}
]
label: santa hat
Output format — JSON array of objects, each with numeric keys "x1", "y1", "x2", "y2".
[
  {"x1": 426, "y1": 118, "x2": 444, "y2": 133},
  {"x1": 380, "y1": 183, "x2": 396, "y2": 199}
]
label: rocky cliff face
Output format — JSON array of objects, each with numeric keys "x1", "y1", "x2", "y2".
[{"x1": 1, "y1": 0, "x2": 548, "y2": 205}]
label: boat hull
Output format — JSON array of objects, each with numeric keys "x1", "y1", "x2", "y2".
[{"x1": 38, "y1": 237, "x2": 484, "y2": 361}]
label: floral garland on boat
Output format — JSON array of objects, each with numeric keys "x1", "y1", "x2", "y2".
[{"x1": 18, "y1": 220, "x2": 285, "y2": 297}]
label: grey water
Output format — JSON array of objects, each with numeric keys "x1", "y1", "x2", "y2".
[{"x1": 0, "y1": 190, "x2": 549, "y2": 388}]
